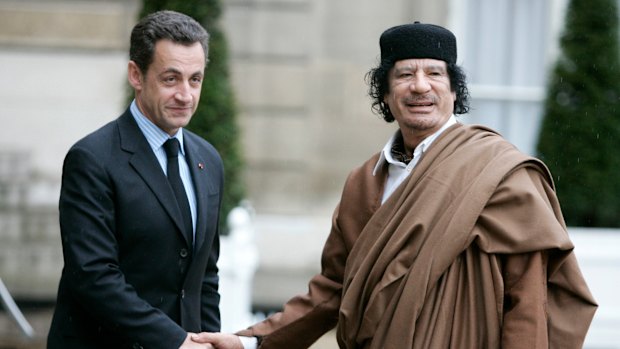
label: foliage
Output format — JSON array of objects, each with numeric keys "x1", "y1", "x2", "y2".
[
  {"x1": 138, "y1": 0, "x2": 245, "y2": 233},
  {"x1": 537, "y1": 0, "x2": 620, "y2": 227}
]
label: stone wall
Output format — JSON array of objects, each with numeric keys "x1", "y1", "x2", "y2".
[
  {"x1": 0, "y1": 0, "x2": 452, "y2": 217},
  {"x1": 222, "y1": 0, "x2": 451, "y2": 215},
  {"x1": 0, "y1": 0, "x2": 138, "y2": 50},
  {"x1": 0, "y1": 0, "x2": 451, "y2": 302},
  {"x1": 0, "y1": 0, "x2": 139, "y2": 302},
  {"x1": 0, "y1": 150, "x2": 62, "y2": 300}
]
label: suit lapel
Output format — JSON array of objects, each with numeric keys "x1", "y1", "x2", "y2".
[
  {"x1": 184, "y1": 135, "x2": 213, "y2": 252},
  {"x1": 117, "y1": 110, "x2": 191, "y2": 246}
]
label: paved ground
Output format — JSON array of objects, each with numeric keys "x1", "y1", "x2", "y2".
[{"x1": 0, "y1": 306, "x2": 50, "y2": 349}]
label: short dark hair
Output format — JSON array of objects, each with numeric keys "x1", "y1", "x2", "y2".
[
  {"x1": 366, "y1": 60, "x2": 470, "y2": 123},
  {"x1": 130, "y1": 10, "x2": 210, "y2": 73}
]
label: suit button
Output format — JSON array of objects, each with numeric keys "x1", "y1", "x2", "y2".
[
  {"x1": 180, "y1": 248, "x2": 189, "y2": 258},
  {"x1": 181, "y1": 289, "x2": 185, "y2": 299},
  {"x1": 132, "y1": 343, "x2": 143, "y2": 349}
]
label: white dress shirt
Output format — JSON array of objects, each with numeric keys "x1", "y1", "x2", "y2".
[{"x1": 130, "y1": 100, "x2": 197, "y2": 238}]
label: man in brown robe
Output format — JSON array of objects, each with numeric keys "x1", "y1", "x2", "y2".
[{"x1": 194, "y1": 22, "x2": 597, "y2": 349}]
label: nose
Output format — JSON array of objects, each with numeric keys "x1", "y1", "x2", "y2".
[
  {"x1": 409, "y1": 74, "x2": 431, "y2": 93},
  {"x1": 175, "y1": 82, "x2": 193, "y2": 103}
]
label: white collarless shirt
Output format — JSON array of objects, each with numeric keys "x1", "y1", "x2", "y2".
[
  {"x1": 240, "y1": 116, "x2": 458, "y2": 349},
  {"x1": 373, "y1": 116, "x2": 457, "y2": 204}
]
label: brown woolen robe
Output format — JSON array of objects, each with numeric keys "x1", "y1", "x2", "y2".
[{"x1": 238, "y1": 123, "x2": 597, "y2": 348}]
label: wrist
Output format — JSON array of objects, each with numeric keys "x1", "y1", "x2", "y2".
[{"x1": 238, "y1": 335, "x2": 259, "y2": 349}]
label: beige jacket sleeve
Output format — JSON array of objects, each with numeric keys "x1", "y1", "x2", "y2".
[{"x1": 236, "y1": 205, "x2": 348, "y2": 349}]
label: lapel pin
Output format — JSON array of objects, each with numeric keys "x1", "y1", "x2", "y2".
[{"x1": 198, "y1": 163, "x2": 205, "y2": 170}]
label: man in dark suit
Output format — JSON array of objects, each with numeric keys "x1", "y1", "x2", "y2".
[{"x1": 47, "y1": 10, "x2": 222, "y2": 349}]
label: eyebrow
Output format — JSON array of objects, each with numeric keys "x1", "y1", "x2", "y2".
[
  {"x1": 160, "y1": 67, "x2": 182, "y2": 75},
  {"x1": 394, "y1": 64, "x2": 447, "y2": 74},
  {"x1": 160, "y1": 68, "x2": 204, "y2": 77}
]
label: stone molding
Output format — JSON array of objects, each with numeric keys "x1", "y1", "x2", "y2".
[{"x1": 0, "y1": 0, "x2": 139, "y2": 50}]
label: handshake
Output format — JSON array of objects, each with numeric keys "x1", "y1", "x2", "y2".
[{"x1": 180, "y1": 332, "x2": 248, "y2": 349}]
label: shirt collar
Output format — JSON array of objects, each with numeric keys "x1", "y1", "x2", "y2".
[
  {"x1": 373, "y1": 115, "x2": 457, "y2": 175},
  {"x1": 130, "y1": 99, "x2": 185, "y2": 155}
]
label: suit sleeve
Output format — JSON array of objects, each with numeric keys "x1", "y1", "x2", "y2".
[
  {"x1": 201, "y1": 233, "x2": 221, "y2": 331},
  {"x1": 201, "y1": 157, "x2": 223, "y2": 332},
  {"x1": 195, "y1": 141, "x2": 224, "y2": 332},
  {"x1": 59, "y1": 146, "x2": 187, "y2": 349}
]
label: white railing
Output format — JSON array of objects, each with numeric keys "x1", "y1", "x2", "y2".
[
  {"x1": 570, "y1": 228, "x2": 620, "y2": 349},
  {"x1": 0, "y1": 278, "x2": 34, "y2": 338},
  {"x1": 218, "y1": 205, "x2": 260, "y2": 333}
]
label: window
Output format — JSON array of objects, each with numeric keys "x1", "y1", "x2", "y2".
[{"x1": 449, "y1": 0, "x2": 563, "y2": 155}]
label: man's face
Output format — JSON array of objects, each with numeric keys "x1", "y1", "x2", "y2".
[
  {"x1": 384, "y1": 58, "x2": 456, "y2": 138},
  {"x1": 128, "y1": 39, "x2": 205, "y2": 136}
]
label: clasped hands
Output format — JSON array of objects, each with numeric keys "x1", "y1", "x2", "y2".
[{"x1": 180, "y1": 332, "x2": 244, "y2": 349}]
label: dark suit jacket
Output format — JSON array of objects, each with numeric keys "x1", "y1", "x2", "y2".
[{"x1": 47, "y1": 109, "x2": 223, "y2": 349}]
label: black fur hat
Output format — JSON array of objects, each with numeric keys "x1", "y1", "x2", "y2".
[{"x1": 379, "y1": 21, "x2": 457, "y2": 64}]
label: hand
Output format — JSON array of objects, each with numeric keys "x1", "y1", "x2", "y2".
[
  {"x1": 191, "y1": 332, "x2": 244, "y2": 349},
  {"x1": 180, "y1": 333, "x2": 215, "y2": 349}
]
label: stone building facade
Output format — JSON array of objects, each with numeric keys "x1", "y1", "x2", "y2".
[
  {"x1": 0, "y1": 0, "x2": 453, "y2": 300},
  {"x1": 1, "y1": 0, "x2": 577, "y2": 318},
  {"x1": 6, "y1": 2, "x2": 620, "y2": 348}
]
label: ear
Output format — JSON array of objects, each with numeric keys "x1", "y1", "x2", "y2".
[{"x1": 127, "y1": 61, "x2": 144, "y2": 91}]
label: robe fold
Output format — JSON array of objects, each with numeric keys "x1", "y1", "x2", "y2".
[{"x1": 239, "y1": 123, "x2": 597, "y2": 349}]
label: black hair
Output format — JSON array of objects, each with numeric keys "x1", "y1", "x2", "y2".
[{"x1": 129, "y1": 10, "x2": 210, "y2": 73}]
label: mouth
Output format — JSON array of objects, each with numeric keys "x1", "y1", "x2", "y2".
[
  {"x1": 404, "y1": 98, "x2": 434, "y2": 111},
  {"x1": 406, "y1": 101, "x2": 433, "y2": 107},
  {"x1": 168, "y1": 105, "x2": 193, "y2": 113},
  {"x1": 404, "y1": 97, "x2": 435, "y2": 107}
]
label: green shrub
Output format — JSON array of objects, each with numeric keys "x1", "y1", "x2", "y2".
[{"x1": 537, "y1": 0, "x2": 620, "y2": 227}]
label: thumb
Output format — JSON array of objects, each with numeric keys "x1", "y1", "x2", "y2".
[{"x1": 191, "y1": 332, "x2": 218, "y2": 344}]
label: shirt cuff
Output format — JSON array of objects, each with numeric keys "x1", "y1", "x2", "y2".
[{"x1": 239, "y1": 335, "x2": 258, "y2": 349}]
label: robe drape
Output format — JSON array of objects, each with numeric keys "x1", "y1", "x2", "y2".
[{"x1": 239, "y1": 124, "x2": 597, "y2": 349}]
